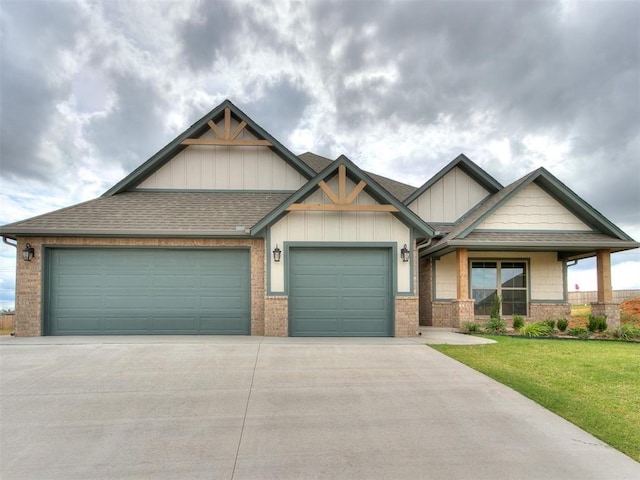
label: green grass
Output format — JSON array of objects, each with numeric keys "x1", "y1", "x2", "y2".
[{"x1": 432, "y1": 336, "x2": 640, "y2": 462}]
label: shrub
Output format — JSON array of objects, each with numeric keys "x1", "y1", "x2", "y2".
[
  {"x1": 556, "y1": 318, "x2": 569, "y2": 332},
  {"x1": 567, "y1": 326, "x2": 590, "y2": 339},
  {"x1": 485, "y1": 317, "x2": 507, "y2": 334},
  {"x1": 543, "y1": 318, "x2": 556, "y2": 331},
  {"x1": 587, "y1": 315, "x2": 607, "y2": 333},
  {"x1": 461, "y1": 321, "x2": 482, "y2": 334},
  {"x1": 490, "y1": 295, "x2": 502, "y2": 320},
  {"x1": 512, "y1": 314, "x2": 524, "y2": 331},
  {"x1": 612, "y1": 324, "x2": 640, "y2": 341},
  {"x1": 520, "y1": 321, "x2": 554, "y2": 337}
]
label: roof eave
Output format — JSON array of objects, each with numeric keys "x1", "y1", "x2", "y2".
[
  {"x1": 421, "y1": 239, "x2": 640, "y2": 258},
  {"x1": 0, "y1": 228, "x2": 254, "y2": 238}
]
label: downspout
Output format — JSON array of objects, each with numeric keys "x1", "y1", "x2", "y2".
[{"x1": 2, "y1": 237, "x2": 17, "y2": 248}]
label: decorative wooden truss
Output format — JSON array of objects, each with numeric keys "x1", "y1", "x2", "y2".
[
  {"x1": 181, "y1": 108, "x2": 272, "y2": 146},
  {"x1": 287, "y1": 164, "x2": 399, "y2": 212}
]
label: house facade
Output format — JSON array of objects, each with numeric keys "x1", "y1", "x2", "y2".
[{"x1": 2, "y1": 100, "x2": 637, "y2": 337}]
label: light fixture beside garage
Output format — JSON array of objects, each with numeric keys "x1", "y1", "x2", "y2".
[
  {"x1": 273, "y1": 244, "x2": 282, "y2": 262},
  {"x1": 22, "y1": 243, "x2": 35, "y2": 262},
  {"x1": 400, "y1": 244, "x2": 410, "y2": 262}
]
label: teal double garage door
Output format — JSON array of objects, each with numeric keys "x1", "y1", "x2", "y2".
[
  {"x1": 46, "y1": 248, "x2": 250, "y2": 335},
  {"x1": 289, "y1": 248, "x2": 393, "y2": 337}
]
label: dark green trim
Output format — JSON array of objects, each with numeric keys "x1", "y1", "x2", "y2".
[
  {"x1": 468, "y1": 257, "x2": 531, "y2": 316},
  {"x1": 403, "y1": 153, "x2": 502, "y2": 205},
  {"x1": 103, "y1": 99, "x2": 316, "y2": 196},
  {"x1": 251, "y1": 155, "x2": 434, "y2": 238},
  {"x1": 286, "y1": 244, "x2": 395, "y2": 337},
  {"x1": 530, "y1": 300, "x2": 569, "y2": 304},
  {"x1": 130, "y1": 188, "x2": 299, "y2": 194},
  {"x1": 43, "y1": 246, "x2": 252, "y2": 336}
]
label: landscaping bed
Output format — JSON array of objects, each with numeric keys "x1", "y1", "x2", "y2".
[{"x1": 460, "y1": 296, "x2": 640, "y2": 342}]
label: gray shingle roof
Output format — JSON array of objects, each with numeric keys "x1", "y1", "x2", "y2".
[
  {"x1": 0, "y1": 191, "x2": 291, "y2": 237},
  {"x1": 298, "y1": 152, "x2": 418, "y2": 201}
]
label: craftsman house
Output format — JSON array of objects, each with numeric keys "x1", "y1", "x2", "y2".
[{"x1": 2, "y1": 100, "x2": 637, "y2": 337}]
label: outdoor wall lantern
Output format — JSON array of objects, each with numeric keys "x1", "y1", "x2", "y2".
[
  {"x1": 273, "y1": 244, "x2": 282, "y2": 262},
  {"x1": 22, "y1": 243, "x2": 35, "y2": 262},
  {"x1": 400, "y1": 244, "x2": 410, "y2": 262}
]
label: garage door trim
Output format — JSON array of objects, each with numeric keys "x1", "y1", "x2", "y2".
[
  {"x1": 43, "y1": 246, "x2": 251, "y2": 336},
  {"x1": 286, "y1": 242, "x2": 396, "y2": 337}
]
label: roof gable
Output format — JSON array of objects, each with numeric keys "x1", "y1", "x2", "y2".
[
  {"x1": 251, "y1": 155, "x2": 434, "y2": 238},
  {"x1": 298, "y1": 152, "x2": 417, "y2": 201},
  {"x1": 420, "y1": 167, "x2": 638, "y2": 258},
  {"x1": 103, "y1": 100, "x2": 316, "y2": 196},
  {"x1": 403, "y1": 154, "x2": 502, "y2": 205},
  {"x1": 458, "y1": 168, "x2": 635, "y2": 240}
]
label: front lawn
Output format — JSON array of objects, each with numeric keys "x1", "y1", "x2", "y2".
[{"x1": 431, "y1": 336, "x2": 640, "y2": 462}]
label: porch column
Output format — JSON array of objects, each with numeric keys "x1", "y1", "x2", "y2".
[
  {"x1": 596, "y1": 249, "x2": 612, "y2": 303},
  {"x1": 456, "y1": 248, "x2": 469, "y2": 300},
  {"x1": 452, "y1": 248, "x2": 474, "y2": 328},
  {"x1": 591, "y1": 249, "x2": 620, "y2": 328}
]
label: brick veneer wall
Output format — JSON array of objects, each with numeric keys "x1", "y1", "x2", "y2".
[
  {"x1": 395, "y1": 296, "x2": 419, "y2": 336},
  {"x1": 430, "y1": 302, "x2": 454, "y2": 327},
  {"x1": 418, "y1": 256, "x2": 432, "y2": 326},
  {"x1": 14, "y1": 237, "x2": 266, "y2": 337},
  {"x1": 265, "y1": 296, "x2": 288, "y2": 336},
  {"x1": 528, "y1": 303, "x2": 571, "y2": 323}
]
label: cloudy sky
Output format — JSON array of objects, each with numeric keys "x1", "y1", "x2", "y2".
[{"x1": 1, "y1": 0, "x2": 639, "y2": 309}]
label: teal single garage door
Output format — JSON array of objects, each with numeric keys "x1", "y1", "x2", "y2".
[
  {"x1": 46, "y1": 248, "x2": 250, "y2": 335},
  {"x1": 289, "y1": 248, "x2": 392, "y2": 336}
]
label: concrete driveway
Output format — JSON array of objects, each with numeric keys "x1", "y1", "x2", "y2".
[{"x1": 1, "y1": 335, "x2": 638, "y2": 479}]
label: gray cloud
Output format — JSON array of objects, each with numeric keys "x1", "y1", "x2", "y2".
[
  {"x1": 0, "y1": 1, "x2": 83, "y2": 181},
  {"x1": 84, "y1": 73, "x2": 170, "y2": 172},
  {"x1": 178, "y1": 1, "x2": 244, "y2": 70},
  {"x1": 242, "y1": 77, "x2": 312, "y2": 142}
]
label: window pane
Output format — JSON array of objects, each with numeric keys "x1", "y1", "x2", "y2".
[
  {"x1": 471, "y1": 262, "x2": 497, "y2": 288},
  {"x1": 473, "y1": 289, "x2": 497, "y2": 315},
  {"x1": 502, "y1": 290, "x2": 527, "y2": 316},
  {"x1": 501, "y1": 262, "x2": 526, "y2": 288}
]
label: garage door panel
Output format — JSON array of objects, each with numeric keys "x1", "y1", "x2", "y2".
[
  {"x1": 57, "y1": 275, "x2": 102, "y2": 288},
  {"x1": 47, "y1": 248, "x2": 250, "y2": 335},
  {"x1": 289, "y1": 248, "x2": 392, "y2": 337},
  {"x1": 200, "y1": 275, "x2": 245, "y2": 289},
  {"x1": 342, "y1": 297, "x2": 386, "y2": 310},
  {"x1": 105, "y1": 316, "x2": 152, "y2": 331}
]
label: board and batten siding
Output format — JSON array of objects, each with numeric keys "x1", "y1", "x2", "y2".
[
  {"x1": 138, "y1": 119, "x2": 307, "y2": 191},
  {"x1": 408, "y1": 167, "x2": 490, "y2": 223},
  {"x1": 435, "y1": 251, "x2": 564, "y2": 301},
  {"x1": 270, "y1": 176, "x2": 412, "y2": 293},
  {"x1": 479, "y1": 183, "x2": 591, "y2": 231}
]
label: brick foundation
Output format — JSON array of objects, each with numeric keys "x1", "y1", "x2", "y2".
[
  {"x1": 430, "y1": 302, "x2": 454, "y2": 327},
  {"x1": 14, "y1": 237, "x2": 266, "y2": 337},
  {"x1": 394, "y1": 296, "x2": 419, "y2": 337},
  {"x1": 528, "y1": 303, "x2": 571, "y2": 323},
  {"x1": 265, "y1": 296, "x2": 289, "y2": 336},
  {"x1": 591, "y1": 302, "x2": 620, "y2": 329}
]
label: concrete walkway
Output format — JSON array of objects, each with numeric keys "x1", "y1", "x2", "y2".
[{"x1": 1, "y1": 336, "x2": 637, "y2": 479}]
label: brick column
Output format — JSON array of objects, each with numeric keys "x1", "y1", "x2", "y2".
[
  {"x1": 395, "y1": 296, "x2": 419, "y2": 336},
  {"x1": 265, "y1": 296, "x2": 289, "y2": 336},
  {"x1": 591, "y1": 303, "x2": 620, "y2": 329},
  {"x1": 452, "y1": 299, "x2": 475, "y2": 328}
]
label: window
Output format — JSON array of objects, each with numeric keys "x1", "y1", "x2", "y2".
[{"x1": 471, "y1": 261, "x2": 527, "y2": 316}]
